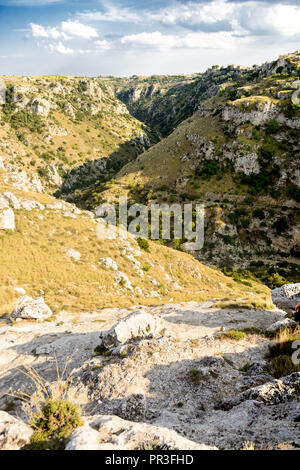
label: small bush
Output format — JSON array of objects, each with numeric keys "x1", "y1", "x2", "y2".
[
  {"x1": 186, "y1": 369, "x2": 205, "y2": 386},
  {"x1": 221, "y1": 330, "x2": 246, "y2": 341},
  {"x1": 137, "y1": 237, "x2": 150, "y2": 252},
  {"x1": 267, "y1": 119, "x2": 280, "y2": 134},
  {"x1": 30, "y1": 400, "x2": 83, "y2": 450}
]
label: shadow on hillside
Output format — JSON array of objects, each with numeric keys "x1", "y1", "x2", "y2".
[{"x1": 56, "y1": 135, "x2": 151, "y2": 206}]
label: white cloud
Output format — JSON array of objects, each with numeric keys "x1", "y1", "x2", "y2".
[
  {"x1": 121, "y1": 30, "x2": 238, "y2": 50},
  {"x1": 237, "y1": 3, "x2": 300, "y2": 37},
  {"x1": 49, "y1": 42, "x2": 74, "y2": 55},
  {"x1": 60, "y1": 20, "x2": 98, "y2": 40},
  {"x1": 95, "y1": 39, "x2": 111, "y2": 50},
  {"x1": 30, "y1": 23, "x2": 64, "y2": 40},
  {"x1": 78, "y1": 1, "x2": 300, "y2": 39},
  {"x1": 149, "y1": 0, "x2": 235, "y2": 27},
  {"x1": 29, "y1": 20, "x2": 98, "y2": 41},
  {"x1": 78, "y1": 3, "x2": 140, "y2": 23}
]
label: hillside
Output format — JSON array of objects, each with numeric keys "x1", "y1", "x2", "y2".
[
  {"x1": 0, "y1": 51, "x2": 300, "y2": 452},
  {"x1": 100, "y1": 51, "x2": 300, "y2": 282},
  {"x1": 0, "y1": 75, "x2": 155, "y2": 196}
]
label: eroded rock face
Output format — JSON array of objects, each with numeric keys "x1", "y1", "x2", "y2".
[
  {"x1": 66, "y1": 415, "x2": 216, "y2": 450},
  {"x1": 45, "y1": 164, "x2": 62, "y2": 186},
  {"x1": 271, "y1": 283, "x2": 300, "y2": 313},
  {"x1": 31, "y1": 98, "x2": 51, "y2": 117},
  {"x1": 0, "y1": 208, "x2": 15, "y2": 230},
  {"x1": 100, "y1": 310, "x2": 163, "y2": 348},
  {"x1": 11, "y1": 296, "x2": 53, "y2": 320},
  {"x1": 0, "y1": 412, "x2": 32, "y2": 450}
]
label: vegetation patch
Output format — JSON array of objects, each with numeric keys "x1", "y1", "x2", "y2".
[{"x1": 30, "y1": 400, "x2": 83, "y2": 450}]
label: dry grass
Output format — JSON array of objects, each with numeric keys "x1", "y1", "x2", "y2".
[
  {"x1": 267, "y1": 326, "x2": 300, "y2": 378},
  {"x1": 0, "y1": 187, "x2": 272, "y2": 315}
]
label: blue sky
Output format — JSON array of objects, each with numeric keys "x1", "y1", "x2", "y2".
[{"x1": 0, "y1": 0, "x2": 299, "y2": 76}]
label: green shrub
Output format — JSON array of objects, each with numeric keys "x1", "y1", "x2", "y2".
[
  {"x1": 267, "y1": 119, "x2": 280, "y2": 134},
  {"x1": 186, "y1": 369, "x2": 204, "y2": 386},
  {"x1": 253, "y1": 208, "x2": 265, "y2": 219},
  {"x1": 137, "y1": 237, "x2": 150, "y2": 252},
  {"x1": 221, "y1": 330, "x2": 246, "y2": 341},
  {"x1": 30, "y1": 400, "x2": 83, "y2": 450}
]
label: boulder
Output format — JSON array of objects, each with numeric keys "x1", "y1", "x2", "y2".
[
  {"x1": 0, "y1": 208, "x2": 15, "y2": 230},
  {"x1": 11, "y1": 295, "x2": 53, "y2": 320},
  {"x1": 0, "y1": 411, "x2": 32, "y2": 450},
  {"x1": 271, "y1": 283, "x2": 300, "y2": 313},
  {"x1": 100, "y1": 310, "x2": 162, "y2": 348}
]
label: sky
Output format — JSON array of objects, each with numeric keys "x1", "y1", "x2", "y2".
[{"x1": 0, "y1": 0, "x2": 299, "y2": 77}]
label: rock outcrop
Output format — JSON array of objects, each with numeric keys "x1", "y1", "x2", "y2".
[
  {"x1": 66, "y1": 414, "x2": 216, "y2": 450},
  {"x1": 272, "y1": 284, "x2": 300, "y2": 313}
]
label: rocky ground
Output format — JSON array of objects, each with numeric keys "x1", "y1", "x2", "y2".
[{"x1": 0, "y1": 299, "x2": 299, "y2": 450}]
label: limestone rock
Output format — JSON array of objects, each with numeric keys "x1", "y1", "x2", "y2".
[
  {"x1": 31, "y1": 98, "x2": 50, "y2": 117},
  {"x1": 0, "y1": 208, "x2": 15, "y2": 230},
  {"x1": 271, "y1": 284, "x2": 300, "y2": 313},
  {"x1": 11, "y1": 295, "x2": 53, "y2": 320},
  {"x1": 2, "y1": 192, "x2": 20, "y2": 209},
  {"x1": 66, "y1": 415, "x2": 215, "y2": 450},
  {"x1": 100, "y1": 310, "x2": 162, "y2": 348},
  {"x1": 0, "y1": 412, "x2": 32, "y2": 450},
  {"x1": 100, "y1": 257, "x2": 118, "y2": 271},
  {"x1": 66, "y1": 248, "x2": 81, "y2": 261},
  {"x1": 65, "y1": 425, "x2": 101, "y2": 450},
  {"x1": 266, "y1": 318, "x2": 297, "y2": 334},
  {"x1": 0, "y1": 196, "x2": 9, "y2": 209},
  {"x1": 218, "y1": 372, "x2": 300, "y2": 410},
  {"x1": 45, "y1": 164, "x2": 63, "y2": 186},
  {"x1": 21, "y1": 200, "x2": 45, "y2": 211}
]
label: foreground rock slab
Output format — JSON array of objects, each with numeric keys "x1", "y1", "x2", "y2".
[
  {"x1": 0, "y1": 412, "x2": 32, "y2": 450},
  {"x1": 66, "y1": 414, "x2": 216, "y2": 450}
]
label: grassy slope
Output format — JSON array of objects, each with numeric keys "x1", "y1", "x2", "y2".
[{"x1": 0, "y1": 180, "x2": 272, "y2": 316}]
